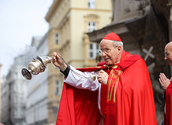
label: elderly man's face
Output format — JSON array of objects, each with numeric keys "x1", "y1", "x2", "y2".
[
  {"x1": 100, "y1": 39, "x2": 121, "y2": 65},
  {"x1": 164, "y1": 43, "x2": 172, "y2": 66}
]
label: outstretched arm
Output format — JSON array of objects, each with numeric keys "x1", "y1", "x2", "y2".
[{"x1": 52, "y1": 52, "x2": 100, "y2": 91}]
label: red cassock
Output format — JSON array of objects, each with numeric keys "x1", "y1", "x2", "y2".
[
  {"x1": 56, "y1": 51, "x2": 157, "y2": 125},
  {"x1": 165, "y1": 81, "x2": 172, "y2": 125}
]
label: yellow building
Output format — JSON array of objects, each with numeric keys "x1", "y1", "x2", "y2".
[{"x1": 45, "y1": 0, "x2": 112, "y2": 123}]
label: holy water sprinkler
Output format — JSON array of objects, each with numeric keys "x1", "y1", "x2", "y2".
[{"x1": 21, "y1": 56, "x2": 52, "y2": 80}]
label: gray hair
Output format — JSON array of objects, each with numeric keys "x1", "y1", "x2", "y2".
[{"x1": 112, "y1": 40, "x2": 123, "y2": 49}]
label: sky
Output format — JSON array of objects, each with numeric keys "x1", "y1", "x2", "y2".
[{"x1": 0, "y1": 0, "x2": 53, "y2": 79}]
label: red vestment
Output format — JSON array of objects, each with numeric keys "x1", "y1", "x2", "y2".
[
  {"x1": 164, "y1": 81, "x2": 172, "y2": 125},
  {"x1": 56, "y1": 51, "x2": 157, "y2": 125}
]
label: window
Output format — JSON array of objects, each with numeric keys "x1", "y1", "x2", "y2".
[
  {"x1": 88, "y1": 22, "x2": 96, "y2": 32},
  {"x1": 56, "y1": 33, "x2": 60, "y2": 44},
  {"x1": 88, "y1": 43, "x2": 100, "y2": 59},
  {"x1": 88, "y1": 0, "x2": 95, "y2": 9},
  {"x1": 55, "y1": 81, "x2": 60, "y2": 95}
]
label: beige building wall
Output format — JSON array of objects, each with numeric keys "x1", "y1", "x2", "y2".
[{"x1": 45, "y1": 0, "x2": 111, "y2": 124}]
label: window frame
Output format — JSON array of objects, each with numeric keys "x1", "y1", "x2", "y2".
[
  {"x1": 88, "y1": 21, "x2": 97, "y2": 32},
  {"x1": 88, "y1": 43, "x2": 100, "y2": 59},
  {"x1": 88, "y1": 0, "x2": 95, "y2": 9}
]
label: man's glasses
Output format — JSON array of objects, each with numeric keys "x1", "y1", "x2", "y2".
[
  {"x1": 99, "y1": 49, "x2": 111, "y2": 54},
  {"x1": 99, "y1": 46, "x2": 118, "y2": 54}
]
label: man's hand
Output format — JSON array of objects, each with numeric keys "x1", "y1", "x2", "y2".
[
  {"x1": 53, "y1": 52, "x2": 67, "y2": 71},
  {"x1": 98, "y1": 70, "x2": 109, "y2": 85},
  {"x1": 159, "y1": 73, "x2": 171, "y2": 90}
]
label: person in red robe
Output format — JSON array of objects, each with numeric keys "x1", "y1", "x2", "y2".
[
  {"x1": 53, "y1": 32, "x2": 157, "y2": 125},
  {"x1": 159, "y1": 41, "x2": 172, "y2": 125}
]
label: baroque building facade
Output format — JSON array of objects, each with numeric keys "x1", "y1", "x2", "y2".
[
  {"x1": 45, "y1": 0, "x2": 112, "y2": 124},
  {"x1": 1, "y1": 54, "x2": 27, "y2": 125}
]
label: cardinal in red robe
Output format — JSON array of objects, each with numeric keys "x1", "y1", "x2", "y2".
[{"x1": 54, "y1": 32, "x2": 157, "y2": 125}]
